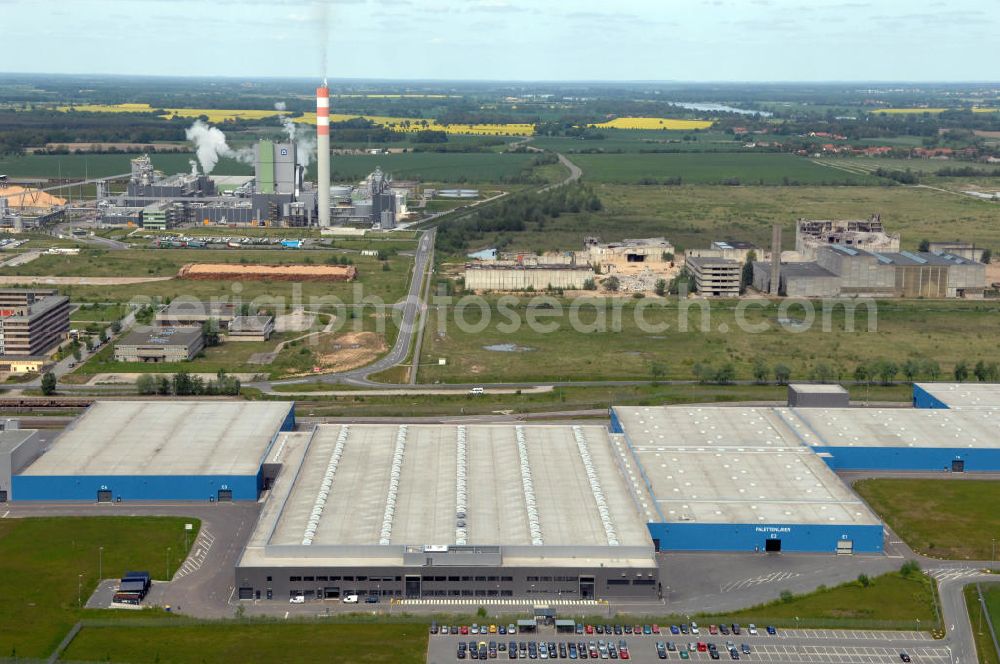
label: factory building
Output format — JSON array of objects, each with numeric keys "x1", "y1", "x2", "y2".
[
  {"x1": 583, "y1": 237, "x2": 674, "y2": 273},
  {"x1": 687, "y1": 240, "x2": 760, "y2": 264},
  {"x1": 464, "y1": 264, "x2": 596, "y2": 291},
  {"x1": 236, "y1": 424, "x2": 658, "y2": 602},
  {"x1": 610, "y1": 407, "x2": 884, "y2": 554},
  {"x1": 913, "y1": 382, "x2": 1000, "y2": 410},
  {"x1": 113, "y1": 326, "x2": 205, "y2": 363},
  {"x1": 126, "y1": 156, "x2": 216, "y2": 205},
  {"x1": 753, "y1": 246, "x2": 986, "y2": 298},
  {"x1": 0, "y1": 289, "x2": 71, "y2": 356},
  {"x1": 795, "y1": 215, "x2": 900, "y2": 259},
  {"x1": 0, "y1": 427, "x2": 45, "y2": 503},
  {"x1": 685, "y1": 256, "x2": 741, "y2": 297},
  {"x1": 10, "y1": 401, "x2": 295, "y2": 501},
  {"x1": 141, "y1": 201, "x2": 177, "y2": 231}
]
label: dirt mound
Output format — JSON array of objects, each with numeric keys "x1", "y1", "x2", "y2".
[{"x1": 178, "y1": 263, "x2": 356, "y2": 282}]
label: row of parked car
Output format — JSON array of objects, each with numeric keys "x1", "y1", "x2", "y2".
[
  {"x1": 458, "y1": 639, "x2": 634, "y2": 660},
  {"x1": 434, "y1": 623, "x2": 520, "y2": 636},
  {"x1": 581, "y1": 623, "x2": 776, "y2": 638}
]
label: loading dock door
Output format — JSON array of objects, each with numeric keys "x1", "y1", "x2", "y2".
[
  {"x1": 97, "y1": 489, "x2": 112, "y2": 503},
  {"x1": 579, "y1": 576, "x2": 595, "y2": 599},
  {"x1": 836, "y1": 540, "x2": 854, "y2": 555},
  {"x1": 764, "y1": 538, "x2": 782, "y2": 553},
  {"x1": 238, "y1": 587, "x2": 253, "y2": 600},
  {"x1": 217, "y1": 489, "x2": 233, "y2": 502},
  {"x1": 405, "y1": 575, "x2": 421, "y2": 598},
  {"x1": 0, "y1": 490, "x2": 7, "y2": 502},
  {"x1": 951, "y1": 459, "x2": 965, "y2": 473},
  {"x1": 324, "y1": 587, "x2": 340, "y2": 599}
]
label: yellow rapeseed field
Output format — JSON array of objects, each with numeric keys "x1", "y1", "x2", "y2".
[
  {"x1": 56, "y1": 104, "x2": 716, "y2": 136},
  {"x1": 872, "y1": 108, "x2": 948, "y2": 114},
  {"x1": 591, "y1": 117, "x2": 714, "y2": 130}
]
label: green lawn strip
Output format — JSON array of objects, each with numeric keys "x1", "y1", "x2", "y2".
[
  {"x1": 854, "y1": 479, "x2": 1000, "y2": 560},
  {"x1": 965, "y1": 584, "x2": 1000, "y2": 664},
  {"x1": 62, "y1": 623, "x2": 427, "y2": 664},
  {"x1": 0, "y1": 517, "x2": 198, "y2": 659},
  {"x1": 280, "y1": 383, "x2": 908, "y2": 418},
  {"x1": 702, "y1": 571, "x2": 939, "y2": 630}
]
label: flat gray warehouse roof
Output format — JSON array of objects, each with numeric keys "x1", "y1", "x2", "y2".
[
  {"x1": 916, "y1": 383, "x2": 1000, "y2": 409},
  {"x1": 786, "y1": 407, "x2": 1000, "y2": 449},
  {"x1": 264, "y1": 424, "x2": 649, "y2": 550},
  {"x1": 22, "y1": 401, "x2": 293, "y2": 476},
  {"x1": 614, "y1": 406, "x2": 805, "y2": 448}
]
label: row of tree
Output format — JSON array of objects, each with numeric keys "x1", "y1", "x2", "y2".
[{"x1": 135, "y1": 370, "x2": 241, "y2": 396}]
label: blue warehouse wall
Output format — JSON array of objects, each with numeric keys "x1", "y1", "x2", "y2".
[
  {"x1": 12, "y1": 473, "x2": 261, "y2": 501},
  {"x1": 912, "y1": 385, "x2": 949, "y2": 409},
  {"x1": 647, "y1": 522, "x2": 884, "y2": 554},
  {"x1": 280, "y1": 404, "x2": 296, "y2": 431},
  {"x1": 609, "y1": 408, "x2": 624, "y2": 434},
  {"x1": 814, "y1": 446, "x2": 1000, "y2": 472}
]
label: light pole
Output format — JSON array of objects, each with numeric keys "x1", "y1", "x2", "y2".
[
  {"x1": 992, "y1": 537, "x2": 996, "y2": 571},
  {"x1": 78, "y1": 573, "x2": 83, "y2": 607},
  {"x1": 98, "y1": 546, "x2": 103, "y2": 581},
  {"x1": 166, "y1": 546, "x2": 171, "y2": 580}
]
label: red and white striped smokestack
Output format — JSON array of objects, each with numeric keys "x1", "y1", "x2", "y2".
[{"x1": 316, "y1": 81, "x2": 330, "y2": 227}]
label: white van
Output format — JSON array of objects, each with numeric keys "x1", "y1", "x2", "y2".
[
  {"x1": 289, "y1": 595, "x2": 305, "y2": 604},
  {"x1": 343, "y1": 594, "x2": 359, "y2": 604},
  {"x1": 469, "y1": 387, "x2": 485, "y2": 395}
]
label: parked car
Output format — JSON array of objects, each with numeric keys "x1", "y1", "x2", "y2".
[
  {"x1": 342, "y1": 594, "x2": 358, "y2": 603},
  {"x1": 766, "y1": 626, "x2": 777, "y2": 635},
  {"x1": 364, "y1": 595, "x2": 379, "y2": 603},
  {"x1": 900, "y1": 654, "x2": 911, "y2": 663},
  {"x1": 748, "y1": 624, "x2": 758, "y2": 635},
  {"x1": 289, "y1": 595, "x2": 304, "y2": 604}
]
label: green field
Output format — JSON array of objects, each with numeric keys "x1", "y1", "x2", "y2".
[
  {"x1": 706, "y1": 570, "x2": 938, "y2": 630},
  {"x1": 854, "y1": 479, "x2": 1000, "y2": 560},
  {"x1": 572, "y1": 153, "x2": 879, "y2": 185},
  {"x1": 71, "y1": 303, "x2": 129, "y2": 323},
  {"x1": 530, "y1": 130, "x2": 743, "y2": 154},
  {"x1": 965, "y1": 584, "x2": 1000, "y2": 664},
  {"x1": 0, "y1": 151, "x2": 540, "y2": 184},
  {"x1": 63, "y1": 622, "x2": 428, "y2": 664},
  {"x1": 457, "y1": 184, "x2": 1000, "y2": 254},
  {"x1": 0, "y1": 247, "x2": 414, "y2": 304},
  {"x1": 0, "y1": 517, "x2": 197, "y2": 659},
  {"x1": 420, "y1": 298, "x2": 1000, "y2": 384}
]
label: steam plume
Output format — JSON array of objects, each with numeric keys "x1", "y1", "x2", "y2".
[{"x1": 185, "y1": 120, "x2": 252, "y2": 173}]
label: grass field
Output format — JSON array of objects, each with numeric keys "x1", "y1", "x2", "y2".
[
  {"x1": 531, "y1": 130, "x2": 744, "y2": 154},
  {"x1": 965, "y1": 584, "x2": 1000, "y2": 664},
  {"x1": 70, "y1": 303, "x2": 129, "y2": 323},
  {"x1": 854, "y1": 479, "x2": 1000, "y2": 560},
  {"x1": 707, "y1": 570, "x2": 938, "y2": 629},
  {"x1": 420, "y1": 298, "x2": 1000, "y2": 384},
  {"x1": 63, "y1": 622, "x2": 428, "y2": 664},
  {"x1": 0, "y1": 247, "x2": 414, "y2": 304},
  {"x1": 461, "y1": 184, "x2": 1000, "y2": 254},
  {"x1": 573, "y1": 153, "x2": 879, "y2": 185},
  {"x1": 0, "y1": 517, "x2": 197, "y2": 659}
]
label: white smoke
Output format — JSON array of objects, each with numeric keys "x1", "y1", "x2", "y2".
[
  {"x1": 185, "y1": 120, "x2": 232, "y2": 174},
  {"x1": 275, "y1": 104, "x2": 316, "y2": 169},
  {"x1": 274, "y1": 101, "x2": 287, "y2": 112},
  {"x1": 185, "y1": 120, "x2": 253, "y2": 173}
]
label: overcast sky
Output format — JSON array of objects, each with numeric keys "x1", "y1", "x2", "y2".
[{"x1": 2, "y1": 0, "x2": 998, "y2": 82}]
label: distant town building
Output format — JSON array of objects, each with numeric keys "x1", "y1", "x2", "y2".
[{"x1": 464, "y1": 264, "x2": 595, "y2": 291}]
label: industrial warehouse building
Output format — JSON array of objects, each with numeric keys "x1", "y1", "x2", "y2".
[
  {"x1": 685, "y1": 256, "x2": 741, "y2": 297},
  {"x1": 753, "y1": 246, "x2": 986, "y2": 298},
  {"x1": 236, "y1": 423, "x2": 659, "y2": 601},
  {"x1": 9, "y1": 401, "x2": 294, "y2": 501},
  {"x1": 611, "y1": 406, "x2": 884, "y2": 554},
  {"x1": 5, "y1": 385, "x2": 1000, "y2": 600},
  {"x1": 464, "y1": 264, "x2": 595, "y2": 291},
  {"x1": 113, "y1": 326, "x2": 205, "y2": 363}
]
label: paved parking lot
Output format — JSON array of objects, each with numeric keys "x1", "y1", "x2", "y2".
[{"x1": 426, "y1": 627, "x2": 948, "y2": 664}]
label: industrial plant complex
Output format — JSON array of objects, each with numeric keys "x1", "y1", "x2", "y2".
[{"x1": 2, "y1": 383, "x2": 998, "y2": 601}]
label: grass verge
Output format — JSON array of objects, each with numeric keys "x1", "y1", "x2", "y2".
[
  {"x1": 965, "y1": 584, "x2": 1000, "y2": 664},
  {"x1": 854, "y1": 479, "x2": 1000, "y2": 560},
  {"x1": 0, "y1": 517, "x2": 198, "y2": 659}
]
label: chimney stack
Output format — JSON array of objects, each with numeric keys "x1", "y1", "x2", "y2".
[
  {"x1": 770, "y1": 223, "x2": 782, "y2": 296},
  {"x1": 316, "y1": 81, "x2": 330, "y2": 227}
]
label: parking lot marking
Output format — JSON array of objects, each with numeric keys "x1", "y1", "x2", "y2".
[
  {"x1": 719, "y1": 570, "x2": 801, "y2": 593},
  {"x1": 1, "y1": 510, "x2": 8, "y2": 518},
  {"x1": 173, "y1": 528, "x2": 215, "y2": 580}
]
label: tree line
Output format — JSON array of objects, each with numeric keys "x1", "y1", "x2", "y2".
[{"x1": 135, "y1": 370, "x2": 241, "y2": 396}]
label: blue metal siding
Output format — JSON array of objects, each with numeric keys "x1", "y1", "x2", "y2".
[
  {"x1": 11, "y1": 473, "x2": 260, "y2": 501},
  {"x1": 280, "y1": 405, "x2": 296, "y2": 431},
  {"x1": 814, "y1": 446, "x2": 1000, "y2": 472},
  {"x1": 912, "y1": 385, "x2": 949, "y2": 409},
  {"x1": 647, "y1": 522, "x2": 884, "y2": 553},
  {"x1": 609, "y1": 408, "x2": 624, "y2": 434}
]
